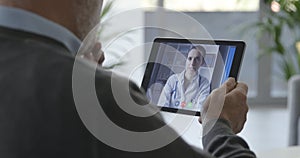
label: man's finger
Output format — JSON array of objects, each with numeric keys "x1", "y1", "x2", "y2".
[
  {"x1": 91, "y1": 42, "x2": 101, "y2": 57},
  {"x1": 199, "y1": 94, "x2": 211, "y2": 124},
  {"x1": 223, "y1": 77, "x2": 236, "y2": 93},
  {"x1": 98, "y1": 52, "x2": 105, "y2": 66},
  {"x1": 234, "y1": 82, "x2": 248, "y2": 96}
]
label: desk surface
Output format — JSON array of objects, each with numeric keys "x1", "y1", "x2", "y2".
[{"x1": 257, "y1": 146, "x2": 300, "y2": 158}]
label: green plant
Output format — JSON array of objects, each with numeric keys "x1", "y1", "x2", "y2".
[
  {"x1": 98, "y1": 0, "x2": 114, "y2": 36},
  {"x1": 255, "y1": 0, "x2": 300, "y2": 80}
]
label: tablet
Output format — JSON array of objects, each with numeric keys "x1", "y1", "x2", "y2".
[{"x1": 141, "y1": 38, "x2": 246, "y2": 116}]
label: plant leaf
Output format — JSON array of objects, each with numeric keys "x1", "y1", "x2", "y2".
[
  {"x1": 282, "y1": 58, "x2": 296, "y2": 80},
  {"x1": 101, "y1": 0, "x2": 114, "y2": 19}
]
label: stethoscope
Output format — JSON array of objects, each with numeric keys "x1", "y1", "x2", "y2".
[
  {"x1": 168, "y1": 80, "x2": 177, "y2": 107},
  {"x1": 170, "y1": 81, "x2": 178, "y2": 99},
  {"x1": 169, "y1": 76, "x2": 202, "y2": 104}
]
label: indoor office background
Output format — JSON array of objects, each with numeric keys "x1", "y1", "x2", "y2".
[{"x1": 99, "y1": 0, "x2": 290, "y2": 153}]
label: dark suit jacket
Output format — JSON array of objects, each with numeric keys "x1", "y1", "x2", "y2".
[{"x1": 0, "y1": 26, "x2": 255, "y2": 158}]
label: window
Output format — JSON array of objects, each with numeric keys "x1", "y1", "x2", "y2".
[{"x1": 142, "y1": 0, "x2": 259, "y2": 12}]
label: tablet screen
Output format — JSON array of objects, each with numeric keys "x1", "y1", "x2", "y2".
[{"x1": 141, "y1": 38, "x2": 245, "y2": 116}]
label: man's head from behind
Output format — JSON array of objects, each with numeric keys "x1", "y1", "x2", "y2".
[
  {"x1": 0, "y1": 0, "x2": 103, "y2": 40},
  {"x1": 185, "y1": 45, "x2": 206, "y2": 73}
]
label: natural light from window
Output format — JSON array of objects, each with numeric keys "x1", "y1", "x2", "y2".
[{"x1": 142, "y1": 0, "x2": 259, "y2": 12}]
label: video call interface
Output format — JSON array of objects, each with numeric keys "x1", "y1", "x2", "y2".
[{"x1": 145, "y1": 42, "x2": 237, "y2": 112}]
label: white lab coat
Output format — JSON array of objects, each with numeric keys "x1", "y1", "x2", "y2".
[{"x1": 158, "y1": 71, "x2": 210, "y2": 111}]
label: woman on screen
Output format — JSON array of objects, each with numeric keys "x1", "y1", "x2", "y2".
[{"x1": 158, "y1": 45, "x2": 210, "y2": 111}]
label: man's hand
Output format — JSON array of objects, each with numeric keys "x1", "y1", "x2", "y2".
[
  {"x1": 199, "y1": 78, "x2": 249, "y2": 134},
  {"x1": 80, "y1": 42, "x2": 105, "y2": 66}
]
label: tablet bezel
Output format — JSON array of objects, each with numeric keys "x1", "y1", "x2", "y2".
[{"x1": 141, "y1": 38, "x2": 246, "y2": 116}]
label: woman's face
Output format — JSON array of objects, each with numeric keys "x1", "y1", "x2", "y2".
[{"x1": 185, "y1": 49, "x2": 203, "y2": 73}]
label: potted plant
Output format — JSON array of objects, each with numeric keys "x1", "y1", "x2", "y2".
[
  {"x1": 254, "y1": 0, "x2": 300, "y2": 81},
  {"x1": 254, "y1": 0, "x2": 300, "y2": 146}
]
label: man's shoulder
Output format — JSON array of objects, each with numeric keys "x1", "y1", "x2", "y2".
[
  {"x1": 0, "y1": 26, "x2": 76, "y2": 71},
  {"x1": 0, "y1": 26, "x2": 71, "y2": 56}
]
